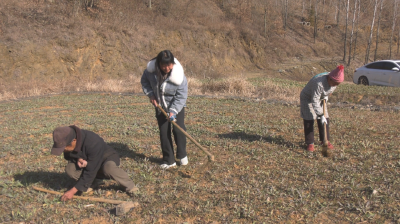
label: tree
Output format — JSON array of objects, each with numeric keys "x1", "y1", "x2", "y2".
[
  {"x1": 389, "y1": 0, "x2": 398, "y2": 58},
  {"x1": 314, "y1": 0, "x2": 319, "y2": 43},
  {"x1": 343, "y1": 0, "x2": 350, "y2": 61},
  {"x1": 336, "y1": 0, "x2": 341, "y2": 25},
  {"x1": 365, "y1": 0, "x2": 379, "y2": 64},
  {"x1": 308, "y1": 2, "x2": 315, "y2": 25},
  {"x1": 282, "y1": 0, "x2": 289, "y2": 34},
  {"x1": 398, "y1": 26, "x2": 400, "y2": 55},
  {"x1": 373, "y1": 0, "x2": 384, "y2": 61},
  {"x1": 322, "y1": 0, "x2": 327, "y2": 42},
  {"x1": 353, "y1": 0, "x2": 361, "y2": 60},
  {"x1": 73, "y1": 0, "x2": 97, "y2": 15},
  {"x1": 264, "y1": 8, "x2": 268, "y2": 37},
  {"x1": 348, "y1": 0, "x2": 359, "y2": 65},
  {"x1": 83, "y1": 0, "x2": 95, "y2": 9}
]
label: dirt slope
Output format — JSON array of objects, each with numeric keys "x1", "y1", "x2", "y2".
[{"x1": 0, "y1": 0, "x2": 371, "y2": 89}]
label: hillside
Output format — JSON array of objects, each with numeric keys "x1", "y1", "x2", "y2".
[{"x1": 0, "y1": 0, "x2": 398, "y2": 99}]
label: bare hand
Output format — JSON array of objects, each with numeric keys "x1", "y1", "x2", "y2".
[
  {"x1": 150, "y1": 96, "x2": 158, "y2": 107},
  {"x1": 61, "y1": 187, "x2": 78, "y2": 201},
  {"x1": 77, "y1": 158, "x2": 87, "y2": 168}
]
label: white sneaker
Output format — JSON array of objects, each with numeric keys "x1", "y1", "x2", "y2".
[
  {"x1": 180, "y1": 156, "x2": 188, "y2": 166},
  {"x1": 160, "y1": 163, "x2": 176, "y2": 169}
]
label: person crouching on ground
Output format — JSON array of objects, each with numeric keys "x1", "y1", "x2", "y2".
[
  {"x1": 300, "y1": 65, "x2": 344, "y2": 152},
  {"x1": 51, "y1": 125, "x2": 138, "y2": 201},
  {"x1": 141, "y1": 50, "x2": 188, "y2": 169}
]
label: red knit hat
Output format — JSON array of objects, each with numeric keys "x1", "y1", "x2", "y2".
[{"x1": 328, "y1": 65, "x2": 344, "y2": 83}]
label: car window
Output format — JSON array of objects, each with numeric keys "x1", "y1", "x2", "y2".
[
  {"x1": 384, "y1": 62, "x2": 397, "y2": 70},
  {"x1": 365, "y1": 63, "x2": 376, "y2": 69},
  {"x1": 396, "y1": 62, "x2": 400, "y2": 67},
  {"x1": 365, "y1": 62, "x2": 385, "y2": 69},
  {"x1": 383, "y1": 62, "x2": 397, "y2": 70}
]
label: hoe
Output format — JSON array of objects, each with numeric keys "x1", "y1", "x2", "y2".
[
  {"x1": 321, "y1": 99, "x2": 332, "y2": 157},
  {"x1": 32, "y1": 186, "x2": 138, "y2": 216},
  {"x1": 157, "y1": 105, "x2": 215, "y2": 162}
]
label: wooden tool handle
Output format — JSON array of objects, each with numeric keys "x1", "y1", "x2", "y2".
[
  {"x1": 32, "y1": 186, "x2": 126, "y2": 204},
  {"x1": 322, "y1": 99, "x2": 328, "y2": 146},
  {"x1": 157, "y1": 105, "x2": 215, "y2": 161}
]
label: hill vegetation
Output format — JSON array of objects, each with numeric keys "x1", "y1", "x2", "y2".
[{"x1": 1, "y1": 0, "x2": 399, "y2": 100}]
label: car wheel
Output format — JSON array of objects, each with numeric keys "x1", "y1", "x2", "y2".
[{"x1": 358, "y1": 76, "x2": 369, "y2": 86}]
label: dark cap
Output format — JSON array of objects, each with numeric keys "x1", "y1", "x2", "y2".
[{"x1": 51, "y1": 126, "x2": 75, "y2": 156}]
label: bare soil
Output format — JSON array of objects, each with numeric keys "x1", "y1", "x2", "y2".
[{"x1": 0, "y1": 0, "x2": 373, "y2": 92}]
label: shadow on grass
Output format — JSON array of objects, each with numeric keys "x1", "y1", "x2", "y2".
[
  {"x1": 108, "y1": 142, "x2": 162, "y2": 165},
  {"x1": 13, "y1": 143, "x2": 166, "y2": 192},
  {"x1": 14, "y1": 171, "x2": 127, "y2": 207},
  {"x1": 14, "y1": 171, "x2": 72, "y2": 191},
  {"x1": 217, "y1": 131, "x2": 297, "y2": 147},
  {"x1": 109, "y1": 143, "x2": 194, "y2": 179},
  {"x1": 217, "y1": 131, "x2": 307, "y2": 156}
]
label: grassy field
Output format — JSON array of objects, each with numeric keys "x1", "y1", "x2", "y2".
[{"x1": 1, "y1": 88, "x2": 400, "y2": 223}]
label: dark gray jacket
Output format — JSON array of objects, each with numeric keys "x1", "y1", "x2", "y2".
[
  {"x1": 64, "y1": 126, "x2": 119, "y2": 192},
  {"x1": 141, "y1": 58, "x2": 188, "y2": 115}
]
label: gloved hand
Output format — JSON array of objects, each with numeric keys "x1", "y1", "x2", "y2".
[
  {"x1": 322, "y1": 96, "x2": 328, "y2": 103},
  {"x1": 319, "y1": 115, "x2": 327, "y2": 125},
  {"x1": 169, "y1": 113, "x2": 176, "y2": 122}
]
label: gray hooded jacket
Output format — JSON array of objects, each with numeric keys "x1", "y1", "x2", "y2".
[
  {"x1": 141, "y1": 58, "x2": 188, "y2": 115},
  {"x1": 300, "y1": 74, "x2": 336, "y2": 120}
]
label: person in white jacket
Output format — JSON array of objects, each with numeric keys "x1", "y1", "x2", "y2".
[
  {"x1": 300, "y1": 65, "x2": 344, "y2": 152},
  {"x1": 141, "y1": 50, "x2": 188, "y2": 169}
]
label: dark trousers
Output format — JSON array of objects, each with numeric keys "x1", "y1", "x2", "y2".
[
  {"x1": 156, "y1": 107, "x2": 187, "y2": 165},
  {"x1": 303, "y1": 118, "x2": 330, "y2": 145}
]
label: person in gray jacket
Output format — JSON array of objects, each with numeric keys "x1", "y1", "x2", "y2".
[
  {"x1": 300, "y1": 65, "x2": 344, "y2": 152},
  {"x1": 141, "y1": 50, "x2": 188, "y2": 169}
]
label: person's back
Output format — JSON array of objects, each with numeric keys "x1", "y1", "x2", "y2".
[{"x1": 51, "y1": 125, "x2": 138, "y2": 201}]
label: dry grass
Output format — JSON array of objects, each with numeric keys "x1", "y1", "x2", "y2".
[
  {"x1": 3, "y1": 74, "x2": 400, "y2": 109},
  {"x1": 0, "y1": 91, "x2": 16, "y2": 101},
  {"x1": 258, "y1": 79, "x2": 302, "y2": 103},
  {"x1": 0, "y1": 76, "x2": 300, "y2": 103},
  {"x1": 201, "y1": 77, "x2": 255, "y2": 96},
  {"x1": 0, "y1": 75, "x2": 144, "y2": 101},
  {"x1": 198, "y1": 77, "x2": 301, "y2": 103},
  {"x1": 187, "y1": 77, "x2": 203, "y2": 95},
  {"x1": 82, "y1": 75, "x2": 143, "y2": 93}
]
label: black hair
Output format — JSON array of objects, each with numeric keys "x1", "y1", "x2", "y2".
[{"x1": 156, "y1": 50, "x2": 175, "y2": 67}]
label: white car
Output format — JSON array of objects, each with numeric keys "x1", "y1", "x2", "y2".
[{"x1": 353, "y1": 60, "x2": 400, "y2": 86}]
